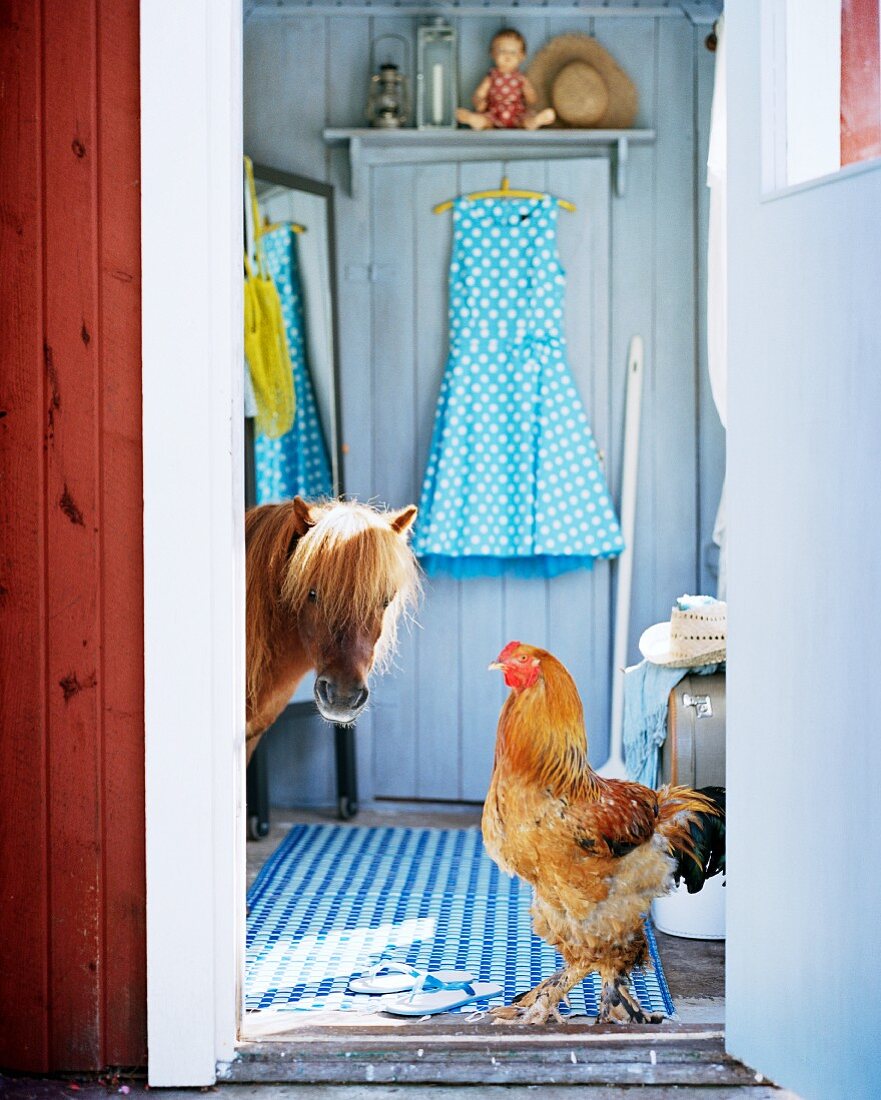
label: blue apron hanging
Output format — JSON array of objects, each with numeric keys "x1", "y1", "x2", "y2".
[
  {"x1": 255, "y1": 225, "x2": 334, "y2": 504},
  {"x1": 412, "y1": 195, "x2": 624, "y2": 578}
]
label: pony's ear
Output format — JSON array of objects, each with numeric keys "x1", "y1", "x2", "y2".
[
  {"x1": 389, "y1": 505, "x2": 418, "y2": 536},
  {"x1": 291, "y1": 496, "x2": 317, "y2": 536}
]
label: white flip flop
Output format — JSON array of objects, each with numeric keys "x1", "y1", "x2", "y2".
[
  {"x1": 381, "y1": 974, "x2": 503, "y2": 1016},
  {"x1": 347, "y1": 960, "x2": 474, "y2": 996}
]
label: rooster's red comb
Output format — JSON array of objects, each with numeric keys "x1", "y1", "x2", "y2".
[{"x1": 496, "y1": 640, "x2": 522, "y2": 663}]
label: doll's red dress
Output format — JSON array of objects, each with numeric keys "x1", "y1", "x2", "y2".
[{"x1": 486, "y1": 69, "x2": 527, "y2": 128}]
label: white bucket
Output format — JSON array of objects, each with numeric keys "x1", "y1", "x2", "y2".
[{"x1": 651, "y1": 874, "x2": 726, "y2": 940}]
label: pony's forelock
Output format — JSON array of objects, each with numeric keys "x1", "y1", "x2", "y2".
[{"x1": 281, "y1": 501, "x2": 421, "y2": 671}]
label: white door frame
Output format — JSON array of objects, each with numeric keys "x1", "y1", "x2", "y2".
[{"x1": 141, "y1": 0, "x2": 244, "y2": 1085}]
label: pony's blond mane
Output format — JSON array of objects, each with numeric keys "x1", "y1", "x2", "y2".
[{"x1": 246, "y1": 499, "x2": 420, "y2": 712}]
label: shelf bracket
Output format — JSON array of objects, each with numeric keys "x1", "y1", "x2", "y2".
[
  {"x1": 614, "y1": 136, "x2": 629, "y2": 198},
  {"x1": 349, "y1": 134, "x2": 364, "y2": 201}
]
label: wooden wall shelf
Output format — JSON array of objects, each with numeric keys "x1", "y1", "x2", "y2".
[{"x1": 323, "y1": 128, "x2": 656, "y2": 199}]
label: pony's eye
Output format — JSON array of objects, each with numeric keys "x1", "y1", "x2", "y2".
[
  {"x1": 382, "y1": 593, "x2": 394, "y2": 609},
  {"x1": 308, "y1": 589, "x2": 318, "y2": 603}
]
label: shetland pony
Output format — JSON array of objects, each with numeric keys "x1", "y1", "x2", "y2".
[{"x1": 245, "y1": 496, "x2": 419, "y2": 760}]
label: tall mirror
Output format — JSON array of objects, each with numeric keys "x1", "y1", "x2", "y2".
[
  {"x1": 245, "y1": 165, "x2": 347, "y2": 833},
  {"x1": 245, "y1": 164, "x2": 343, "y2": 505}
]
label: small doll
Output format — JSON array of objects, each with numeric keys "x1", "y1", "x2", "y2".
[{"x1": 456, "y1": 28, "x2": 556, "y2": 131}]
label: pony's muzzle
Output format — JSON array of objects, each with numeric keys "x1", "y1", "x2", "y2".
[{"x1": 314, "y1": 676, "x2": 369, "y2": 724}]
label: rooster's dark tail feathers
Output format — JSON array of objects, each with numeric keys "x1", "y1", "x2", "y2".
[{"x1": 656, "y1": 785, "x2": 726, "y2": 894}]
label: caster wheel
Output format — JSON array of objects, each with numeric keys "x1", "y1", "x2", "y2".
[
  {"x1": 338, "y1": 796, "x2": 358, "y2": 821},
  {"x1": 248, "y1": 815, "x2": 269, "y2": 840}
]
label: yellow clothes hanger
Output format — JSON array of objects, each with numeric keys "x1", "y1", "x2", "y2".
[
  {"x1": 261, "y1": 214, "x2": 307, "y2": 236},
  {"x1": 433, "y1": 176, "x2": 576, "y2": 215}
]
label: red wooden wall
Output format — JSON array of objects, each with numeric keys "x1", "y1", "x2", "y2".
[{"x1": 0, "y1": 0, "x2": 146, "y2": 1071}]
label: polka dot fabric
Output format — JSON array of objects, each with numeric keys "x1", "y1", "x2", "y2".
[
  {"x1": 412, "y1": 196, "x2": 624, "y2": 579},
  {"x1": 254, "y1": 226, "x2": 334, "y2": 505},
  {"x1": 486, "y1": 69, "x2": 527, "y2": 128}
]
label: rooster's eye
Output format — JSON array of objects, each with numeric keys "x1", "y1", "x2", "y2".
[{"x1": 518, "y1": 655, "x2": 528, "y2": 662}]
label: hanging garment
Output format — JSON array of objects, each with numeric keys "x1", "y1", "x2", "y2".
[
  {"x1": 255, "y1": 225, "x2": 334, "y2": 504},
  {"x1": 243, "y1": 157, "x2": 296, "y2": 440},
  {"x1": 413, "y1": 195, "x2": 624, "y2": 579}
]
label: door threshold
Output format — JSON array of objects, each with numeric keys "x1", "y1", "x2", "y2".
[{"x1": 222, "y1": 1022, "x2": 761, "y2": 1087}]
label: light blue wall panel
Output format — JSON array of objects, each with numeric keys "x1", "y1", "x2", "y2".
[
  {"x1": 412, "y1": 163, "x2": 461, "y2": 801},
  {"x1": 326, "y1": 18, "x2": 378, "y2": 797},
  {"x1": 244, "y1": 8, "x2": 720, "y2": 806},
  {"x1": 648, "y1": 17, "x2": 699, "y2": 614},
  {"x1": 726, "y1": 6, "x2": 881, "y2": 1095},
  {"x1": 453, "y1": 160, "x2": 508, "y2": 802},
  {"x1": 695, "y1": 26, "x2": 725, "y2": 596},
  {"x1": 244, "y1": 15, "x2": 329, "y2": 180},
  {"x1": 370, "y1": 161, "x2": 420, "y2": 798}
]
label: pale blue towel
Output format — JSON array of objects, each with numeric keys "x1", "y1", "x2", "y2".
[{"x1": 623, "y1": 660, "x2": 722, "y2": 787}]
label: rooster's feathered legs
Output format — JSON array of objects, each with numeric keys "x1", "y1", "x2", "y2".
[
  {"x1": 491, "y1": 966, "x2": 665, "y2": 1026},
  {"x1": 596, "y1": 972, "x2": 664, "y2": 1025},
  {"x1": 490, "y1": 965, "x2": 588, "y2": 1024}
]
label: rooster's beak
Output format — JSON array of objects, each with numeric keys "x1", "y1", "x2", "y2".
[{"x1": 488, "y1": 661, "x2": 504, "y2": 672}]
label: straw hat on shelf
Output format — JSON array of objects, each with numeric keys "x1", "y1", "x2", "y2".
[{"x1": 526, "y1": 34, "x2": 638, "y2": 129}]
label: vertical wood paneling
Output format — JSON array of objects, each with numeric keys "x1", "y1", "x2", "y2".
[
  {"x1": 244, "y1": 11, "x2": 720, "y2": 807},
  {"x1": 0, "y1": 0, "x2": 50, "y2": 1071},
  {"x1": 601, "y1": 18, "x2": 657, "y2": 669},
  {"x1": 456, "y1": 159, "x2": 507, "y2": 801},
  {"x1": 695, "y1": 28, "x2": 725, "y2": 597},
  {"x1": 43, "y1": 0, "x2": 106, "y2": 1066},
  {"x1": 96, "y1": 0, "x2": 146, "y2": 1065},
  {"x1": 549, "y1": 157, "x2": 613, "y2": 764},
  {"x1": 328, "y1": 17, "x2": 377, "y2": 798},
  {"x1": 593, "y1": 16, "x2": 655, "y2": 129},
  {"x1": 413, "y1": 163, "x2": 460, "y2": 801},
  {"x1": 500, "y1": 159, "x2": 551, "y2": 669},
  {"x1": 0, "y1": 0, "x2": 144, "y2": 1071},
  {"x1": 264, "y1": 713, "x2": 336, "y2": 806},
  {"x1": 371, "y1": 162, "x2": 419, "y2": 797},
  {"x1": 456, "y1": 17, "x2": 494, "y2": 109},
  {"x1": 244, "y1": 16, "x2": 328, "y2": 180},
  {"x1": 651, "y1": 18, "x2": 698, "y2": 612}
]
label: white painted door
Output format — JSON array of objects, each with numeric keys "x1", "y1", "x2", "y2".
[
  {"x1": 141, "y1": 0, "x2": 244, "y2": 1086},
  {"x1": 725, "y1": 5, "x2": 881, "y2": 1097}
]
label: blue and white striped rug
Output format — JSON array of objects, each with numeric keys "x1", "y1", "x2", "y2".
[{"x1": 246, "y1": 824, "x2": 674, "y2": 1018}]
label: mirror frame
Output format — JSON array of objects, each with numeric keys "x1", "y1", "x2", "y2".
[{"x1": 250, "y1": 162, "x2": 345, "y2": 499}]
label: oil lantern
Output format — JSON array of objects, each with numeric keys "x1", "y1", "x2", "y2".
[
  {"x1": 367, "y1": 34, "x2": 410, "y2": 129},
  {"x1": 416, "y1": 18, "x2": 457, "y2": 129}
]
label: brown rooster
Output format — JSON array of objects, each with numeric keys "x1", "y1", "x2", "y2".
[{"x1": 483, "y1": 641, "x2": 724, "y2": 1025}]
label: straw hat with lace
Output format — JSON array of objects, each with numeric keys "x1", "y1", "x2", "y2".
[
  {"x1": 526, "y1": 34, "x2": 638, "y2": 129},
  {"x1": 639, "y1": 597, "x2": 727, "y2": 669}
]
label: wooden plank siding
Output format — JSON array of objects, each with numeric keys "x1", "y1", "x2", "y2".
[
  {"x1": 245, "y1": 11, "x2": 724, "y2": 805},
  {"x1": 0, "y1": 0, "x2": 145, "y2": 1072}
]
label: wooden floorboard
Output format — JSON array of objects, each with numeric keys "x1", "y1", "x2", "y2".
[{"x1": 224, "y1": 1032, "x2": 762, "y2": 1087}]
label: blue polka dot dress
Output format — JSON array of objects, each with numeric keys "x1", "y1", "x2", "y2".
[
  {"x1": 412, "y1": 196, "x2": 624, "y2": 578},
  {"x1": 254, "y1": 226, "x2": 334, "y2": 504}
]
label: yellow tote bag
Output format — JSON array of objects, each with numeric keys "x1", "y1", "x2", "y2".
[{"x1": 244, "y1": 157, "x2": 295, "y2": 440}]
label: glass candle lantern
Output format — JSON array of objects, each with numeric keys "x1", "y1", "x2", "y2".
[
  {"x1": 367, "y1": 34, "x2": 410, "y2": 129},
  {"x1": 416, "y1": 18, "x2": 457, "y2": 130}
]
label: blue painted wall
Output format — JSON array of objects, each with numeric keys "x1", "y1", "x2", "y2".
[
  {"x1": 244, "y1": 8, "x2": 723, "y2": 805},
  {"x1": 726, "y1": 5, "x2": 881, "y2": 1097}
]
